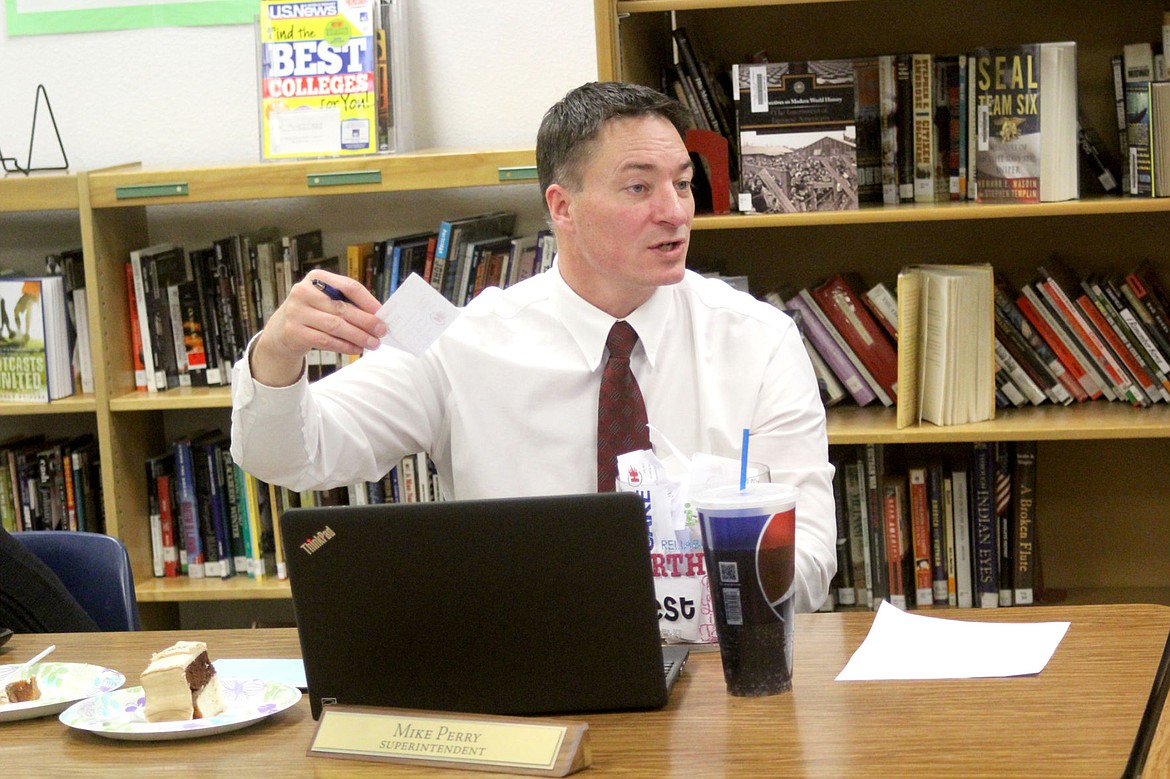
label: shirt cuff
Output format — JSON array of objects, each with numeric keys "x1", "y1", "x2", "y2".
[{"x1": 230, "y1": 332, "x2": 308, "y2": 414}]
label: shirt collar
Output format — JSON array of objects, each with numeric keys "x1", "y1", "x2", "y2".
[{"x1": 548, "y1": 257, "x2": 674, "y2": 371}]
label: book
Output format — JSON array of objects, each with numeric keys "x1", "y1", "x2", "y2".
[
  {"x1": 927, "y1": 461, "x2": 949, "y2": 605},
  {"x1": 894, "y1": 53, "x2": 916, "y2": 202},
  {"x1": 906, "y1": 465, "x2": 933, "y2": 608},
  {"x1": 1012, "y1": 440, "x2": 1038, "y2": 605},
  {"x1": 970, "y1": 441, "x2": 998, "y2": 608},
  {"x1": 841, "y1": 455, "x2": 873, "y2": 608},
  {"x1": 1125, "y1": 80, "x2": 1170, "y2": 197},
  {"x1": 910, "y1": 52, "x2": 936, "y2": 203},
  {"x1": 46, "y1": 248, "x2": 93, "y2": 394},
  {"x1": 880, "y1": 473, "x2": 908, "y2": 610},
  {"x1": 785, "y1": 289, "x2": 883, "y2": 407},
  {"x1": 673, "y1": 27, "x2": 732, "y2": 141},
  {"x1": 896, "y1": 264, "x2": 994, "y2": 428},
  {"x1": 861, "y1": 443, "x2": 890, "y2": 607},
  {"x1": 973, "y1": 41, "x2": 1078, "y2": 203},
  {"x1": 128, "y1": 242, "x2": 176, "y2": 392},
  {"x1": 950, "y1": 463, "x2": 974, "y2": 608},
  {"x1": 0, "y1": 276, "x2": 73, "y2": 401},
  {"x1": 431, "y1": 211, "x2": 516, "y2": 303},
  {"x1": 877, "y1": 54, "x2": 900, "y2": 205},
  {"x1": 853, "y1": 56, "x2": 883, "y2": 204},
  {"x1": 812, "y1": 274, "x2": 898, "y2": 404},
  {"x1": 732, "y1": 60, "x2": 859, "y2": 213},
  {"x1": 171, "y1": 436, "x2": 204, "y2": 578},
  {"x1": 257, "y1": 0, "x2": 378, "y2": 160},
  {"x1": 994, "y1": 441, "x2": 1013, "y2": 606}
]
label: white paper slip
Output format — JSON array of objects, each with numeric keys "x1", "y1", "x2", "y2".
[
  {"x1": 374, "y1": 272, "x2": 460, "y2": 356},
  {"x1": 835, "y1": 600, "x2": 1071, "y2": 681},
  {"x1": 215, "y1": 658, "x2": 308, "y2": 690}
]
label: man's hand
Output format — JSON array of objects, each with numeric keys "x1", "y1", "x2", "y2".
[{"x1": 249, "y1": 270, "x2": 388, "y2": 387}]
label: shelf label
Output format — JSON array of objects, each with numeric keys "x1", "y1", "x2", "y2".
[
  {"x1": 499, "y1": 165, "x2": 538, "y2": 182},
  {"x1": 306, "y1": 170, "x2": 383, "y2": 187},
  {"x1": 114, "y1": 183, "x2": 189, "y2": 200}
]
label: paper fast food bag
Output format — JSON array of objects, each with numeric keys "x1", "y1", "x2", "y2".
[{"x1": 616, "y1": 444, "x2": 753, "y2": 644}]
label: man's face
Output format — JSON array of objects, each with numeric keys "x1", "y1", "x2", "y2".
[{"x1": 550, "y1": 115, "x2": 695, "y2": 317}]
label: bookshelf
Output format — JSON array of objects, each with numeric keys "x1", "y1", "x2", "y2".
[
  {"x1": 596, "y1": 0, "x2": 1170, "y2": 605},
  {"x1": 1, "y1": 151, "x2": 539, "y2": 620}
]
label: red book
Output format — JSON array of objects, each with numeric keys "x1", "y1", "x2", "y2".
[
  {"x1": 157, "y1": 471, "x2": 179, "y2": 577},
  {"x1": 812, "y1": 274, "x2": 899, "y2": 402},
  {"x1": 881, "y1": 474, "x2": 907, "y2": 610},
  {"x1": 906, "y1": 466, "x2": 933, "y2": 608},
  {"x1": 125, "y1": 261, "x2": 147, "y2": 391},
  {"x1": 1076, "y1": 293, "x2": 1159, "y2": 403},
  {"x1": 1016, "y1": 288, "x2": 1103, "y2": 399}
]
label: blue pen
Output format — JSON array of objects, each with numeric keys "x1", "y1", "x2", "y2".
[{"x1": 311, "y1": 278, "x2": 354, "y2": 306}]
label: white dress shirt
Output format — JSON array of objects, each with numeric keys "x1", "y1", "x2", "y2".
[{"x1": 231, "y1": 265, "x2": 837, "y2": 611}]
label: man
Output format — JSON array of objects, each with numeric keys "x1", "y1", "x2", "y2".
[{"x1": 231, "y1": 81, "x2": 836, "y2": 612}]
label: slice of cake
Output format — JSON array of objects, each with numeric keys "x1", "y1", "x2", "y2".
[
  {"x1": 140, "y1": 640, "x2": 227, "y2": 722},
  {"x1": 1, "y1": 677, "x2": 41, "y2": 704}
]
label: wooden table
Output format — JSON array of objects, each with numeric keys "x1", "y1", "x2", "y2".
[{"x1": 3, "y1": 604, "x2": 1169, "y2": 778}]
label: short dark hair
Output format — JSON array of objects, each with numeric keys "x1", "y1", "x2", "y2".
[{"x1": 536, "y1": 81, "x2": 691, "y2": 212}]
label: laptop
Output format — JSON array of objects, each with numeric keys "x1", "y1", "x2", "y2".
[{"x1": 281, "y1": 491, "x2": 689, "y2": 719}]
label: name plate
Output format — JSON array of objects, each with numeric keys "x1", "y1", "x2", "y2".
[{"x1": 308, "y1": 705, "x2": 591, "y2": 776}]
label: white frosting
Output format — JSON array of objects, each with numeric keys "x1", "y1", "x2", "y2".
[{"x1": 141, "y1": 641, "x2": 226, "y2": 722}]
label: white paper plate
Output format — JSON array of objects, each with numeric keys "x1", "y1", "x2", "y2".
[
  {"x1": 59, "y1": 678, "x2": 301, "y2": 740},
  {"x1": 0, "y1": 662, "x2": 125, "y2": 722}
]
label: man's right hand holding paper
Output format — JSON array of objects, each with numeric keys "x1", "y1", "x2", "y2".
[{"x1": 249, "y1": 269, "x2": 387, "y2": 388}]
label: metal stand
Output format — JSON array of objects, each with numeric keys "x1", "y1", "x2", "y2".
[{"x1": 1, "y1": 84, "x2": 69, "y2": 175}]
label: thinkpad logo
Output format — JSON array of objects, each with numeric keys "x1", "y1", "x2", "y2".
[{"x1": 300, "y1": 525, "x2": 336, "y2": 555}]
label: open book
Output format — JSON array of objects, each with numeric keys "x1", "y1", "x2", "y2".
[{"x1": 897, "y1": 264, "x2": 995, "y2": 428}]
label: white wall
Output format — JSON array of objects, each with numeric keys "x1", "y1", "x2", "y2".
[{"x1": 0, "y1": 2, "x2": 599, "y2": 170}]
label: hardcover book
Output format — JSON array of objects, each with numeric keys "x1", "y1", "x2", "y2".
[
  {"x1": 973, "y1": 41, "x2": 1078, "y2": 203},
  {"x1": 257, "y1": 0, "x2": 377, "y2": 160},
  {"x1": 732, "y1": 60, "x2": 859, "y2": 213},
  {"x1": 812, "y1": 274, "x2": 898, "y2": 404},
  {"x1": 0, "y1": 276, "x2": 73, "y2": 402}
]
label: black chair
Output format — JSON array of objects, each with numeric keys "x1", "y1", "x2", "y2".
[{"x1": 11, "y1": 531, "x2": 141, "y2": 631}]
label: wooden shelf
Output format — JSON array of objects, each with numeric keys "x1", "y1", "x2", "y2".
[
  {"x1": 0, "y1": 394, "x2": 97, "y2": 415},
  {"x1": 826, "y1": 402, "x2": 1170, "y2": 445},
  {"x1": 87, "y1": 148, "x2": 538, "y2": 208},
  {"x1": 0, "y1": 172, "x2": 79, "y2": 211},
  {"x1": 618, "y1": 0, "x2": 897, "y2": 12},
  {"x1": 692, "y1": 196, "x2": 1170, "y2": 231},
  {"x1": 135, "y1": 575, "x2": 291, "y2": 603},
  {"x1": 109, "y1": 386, "x2": 232, "y2": 412}
]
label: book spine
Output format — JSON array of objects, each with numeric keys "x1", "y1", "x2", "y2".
[
  {"x1": 881, "y1": 475, "x2": 908, "y2": 610},
  {"x1": 172, "y1": 439, "x2": 204, "y2": 578},
  {"x1": 942, "y1": 469, "x2": 958, "y2": 605},
  {"x1": 220, "y1": 447, "x2": 247, "y2": 574},
  {"x1": 950, "y1": 467, "x2": 973, "y2": 608},
  {"x1": 146, "y1": 459, "x2": 164, "y2": 578},
  {"x1": 971, "y1": 442, "x2": 998, "y2": 608},
  {"x1": 1112, "y1": 54, "x2": 1131, "y2": 194},
  {"x1": 861, "y1": 443, "x2": 890, "y2": 605},
  {"x1": 907, "y1": 466, "x2": 933, "y2": 608},
  {"x1": 1125, "y1": 270, "x2": 1170, "y2": 356},
  {"x1": 1017, "y1": 285, "x2": 1105, "y2": 399},
  {"x1": 895, "y1": 53, "x2": 916, "y2": 202},
  {"x1": 911, "y1": 53, "x2": 936, "y2": 203},
  {"x1": 1077, "y1": 291, "x2": 1162, "y2": 402},
  {"x1": 673, "y1": 27, "x2": 727, "y2": 137},
  {"x1": 1113, "y1": 278, "x2": 1170, "y2": 385},
  {"x1": 993, "y1": 307, "x2": 1070, "y2": 404},
  {"x1": 997, "y1": 286, "x2": 1085, "y2": 402},
  {"x1": 157, "y1": 470, "x2": 178, "y2": 577},
  {"x1": 830, "y1": 460, "x2": 856, "y2": 606},
  {"x1": 878, "y1": 54, "x2": 900, "y2": 205},
  {"x1": 843, "y1": 458, "x2": 873, "y2": 609},
  {"x1": 1012, "y1": 441, "x2": 1038, "y2": 605},
  {"x1": 813, "y1": 275, "x2": 898, "y2": 402},
  {"x1": 994, "y1": 441, "x2": 1014, "y2": 607},
  {"x1": 1038, "y1": 274, "x2": 1143, "y2": 404},
  {"x1": 129, "y1": 252, "x2": 158, "y2": 392},
  {"x1": 784, "y1": 292, "x2": 878, "y2": 406},
  {"x1": 927, "y1": 461, "x2": 949, "y2": 604}
]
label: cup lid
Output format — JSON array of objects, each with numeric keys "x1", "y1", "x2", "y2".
[{"x1": 691, "y1": 482, "x2": 799, "y2": 511}]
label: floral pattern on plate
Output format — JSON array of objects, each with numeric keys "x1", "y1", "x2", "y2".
[
  {"x1": 59, "y1": 677, "x2": 301, "y2": 740},
  {"x1": 0, "y1": 662, "x2": 126, "y2": 723}
]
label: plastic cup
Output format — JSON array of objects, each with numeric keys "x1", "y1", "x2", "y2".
[{"x1": 692, "y1": 482, "x2": 798, "y2": 696}]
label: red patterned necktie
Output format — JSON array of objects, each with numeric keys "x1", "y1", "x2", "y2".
[{"x1": 597, "y1": 321, "x2": 651, "y2": 492}]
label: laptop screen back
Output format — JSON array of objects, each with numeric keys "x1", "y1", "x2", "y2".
[{"x1": 281, "y1": 491, "x2": 671, "y2": 718}]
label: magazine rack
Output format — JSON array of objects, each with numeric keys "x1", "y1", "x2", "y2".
[{"x1": 0, "y1": 84, "x2": 69, "y2": 175}]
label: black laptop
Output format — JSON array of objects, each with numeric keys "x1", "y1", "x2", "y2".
[{"x1": 281, "y1": 491, "x2": 688, "y2": 719}]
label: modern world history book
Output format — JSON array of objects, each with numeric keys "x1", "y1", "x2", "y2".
[
  {"x1": 732, "y1": 60, "x2": 859, "y2": 213},
  {"x1": 258, "y1": 0, "x2": 377, "y2": 160}
]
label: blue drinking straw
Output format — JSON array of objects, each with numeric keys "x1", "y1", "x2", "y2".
[{"x1": 739, "y1": 427, "x2": 750, "y2": 491}]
